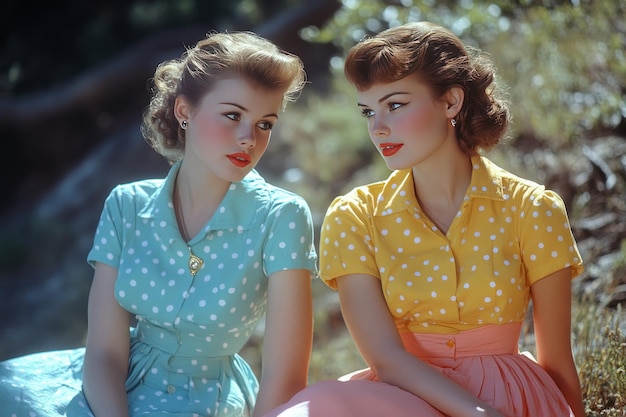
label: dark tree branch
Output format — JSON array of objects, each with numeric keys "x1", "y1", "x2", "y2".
[
  {"x1": 0, "y1": 28, "x2": 206, "y2": 125},
  {"x1": 0, "y1": 0, "x2": 341, "y2": 125}
]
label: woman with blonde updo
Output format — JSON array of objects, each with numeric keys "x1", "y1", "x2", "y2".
[
  {"x1": 0, "y1": 31, "x2": 317, "y2": 417},
  {"x1": 261, "y1": 21, "x2": 585, "y2": 417}
]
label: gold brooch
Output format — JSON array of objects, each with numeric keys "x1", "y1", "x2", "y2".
[{"x1": 188, "y1": 247, "x2": 204, "y2": 277}]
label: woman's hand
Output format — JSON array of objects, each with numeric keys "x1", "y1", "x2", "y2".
[{"x1": 470, "y1": 405, "x2": 508, "y2": 417}]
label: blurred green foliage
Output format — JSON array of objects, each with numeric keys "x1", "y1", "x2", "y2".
[
  {"x1": 303, "y1": 0, "x2": 625, "y2": 143},
  {"x1": 573, "y1": 299, "x2": 626, "y2": 416}
]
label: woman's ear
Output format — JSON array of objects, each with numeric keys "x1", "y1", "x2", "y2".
[
  {"x1": 445, "y1": 86, "x2": 464, "y2": 118},
  {"x1": 174, "y1": 95, "x2": 192, "y2": 125}
]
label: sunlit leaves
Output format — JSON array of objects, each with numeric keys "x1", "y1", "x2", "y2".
[{"x1": 309, "y1": 0, "x2": 625, "y2": 145}]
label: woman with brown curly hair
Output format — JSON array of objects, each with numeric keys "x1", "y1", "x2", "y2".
[
  {"x1": 262, "y1": 21, "x2": 585, "y2": 417},
  {"x1": 0, "y1": 31, "x2": 317, "y2": 417}
]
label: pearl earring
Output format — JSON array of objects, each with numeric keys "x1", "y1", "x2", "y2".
[{"x1": 451, "y1": 118, "x2": 457, "y2": 127}]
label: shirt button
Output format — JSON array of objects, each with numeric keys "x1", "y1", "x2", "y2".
[
  {"x1": 446, "y1": 340, "x2": 455, "y2": 348},
  {"x1": 167, "y1": 384, "x2": 176, "y2": 394}
]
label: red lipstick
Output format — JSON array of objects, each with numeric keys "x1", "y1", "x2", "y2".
[
  {"x1": 227, "y1": 153, "x2": 251, "y2": 167},
  {"x1": 380, "y1": 143, "x2": 403, "y2": 157}
]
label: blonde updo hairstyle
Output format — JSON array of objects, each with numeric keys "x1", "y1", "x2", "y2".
[
  {"x1": 142, "y1": 31, "x2": 306, "y2": 163},
  {"x1": 344, "y1": 21, "x2": 510, "y2": 155}
]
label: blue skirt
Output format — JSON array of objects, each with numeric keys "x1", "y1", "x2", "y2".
[{"x1": 0, "y1": 327, "x2": 259, "y2": 417}]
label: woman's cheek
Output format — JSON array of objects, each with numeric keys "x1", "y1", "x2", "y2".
[
  {"x1": 405, "y1": 106, "x2": 435, "y2": 130},
  {"x1": 196, "y1": 118, "x2": 231, "y2": 145}
]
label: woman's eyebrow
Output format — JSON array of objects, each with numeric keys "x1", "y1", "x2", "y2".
[
  {"x1": 357, "y1": 91, "x2": 410, "y2": 107},
  {"x1": 220, "y1": 102, "x2": 278, "y2": 118}
]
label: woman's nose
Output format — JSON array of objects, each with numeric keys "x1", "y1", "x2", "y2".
[
  {"x1": 371, "y1": 116, "x2": 390, "y2": 137},
  {"x1": 238, "y1": 126, "x2": 256, "y2": 147}
]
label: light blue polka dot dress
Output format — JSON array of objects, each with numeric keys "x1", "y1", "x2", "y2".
[{"x1": 0, "y1": 161, "x2": 318, "y2": 417}]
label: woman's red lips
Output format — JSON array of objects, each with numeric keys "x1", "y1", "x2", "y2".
[
  {"x1": 380, "y1": 143, "x2": 403, "y2": 157},
  {"x1": 227, "y1": 153, "x2": 251, "y2": 167}
]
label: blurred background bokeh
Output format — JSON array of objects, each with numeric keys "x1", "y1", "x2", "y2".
[{"x1": 1, "y1": 0, "x2": 625, "y2": 414}]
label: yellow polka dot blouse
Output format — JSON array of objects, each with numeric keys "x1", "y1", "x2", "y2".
[{"x1": 320, "y1": 156, "x2": 583, "y2": 334}]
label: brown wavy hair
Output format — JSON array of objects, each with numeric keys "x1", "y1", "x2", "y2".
[
  {"x1": 344, "y1": 21, "x2": 510, "y2": 155},
  {"x1": 142, "y1": 31, "x2": 306, "y2": 163}
]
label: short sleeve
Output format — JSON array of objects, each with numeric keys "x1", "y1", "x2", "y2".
[
  {"x1": 319, "y1": 192, "x2": 379, "y2": 290},
  {"x1": 519, "y1": 187, "x2": 584, "y2": 284},
  {"x1": 263, "y1": 195, "x2": 318, "y2": 277},
  {"x1": 86, "y1": 186, "x2": 125, "y2": 269}
]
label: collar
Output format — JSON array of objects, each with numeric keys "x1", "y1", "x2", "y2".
[
  {"x1": 373, "y1": 155, "x2": 505, "y2": 216},
  {"x1": 466, "y1": 155, "x2": 505, "y2": 200},
  {"x1": 137, "y1": 161, "x2": 268, "y2": 234}
]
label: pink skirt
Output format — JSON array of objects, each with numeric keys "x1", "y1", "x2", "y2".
[{"x1": 263, "y1": 323, "x2": 574, "y2": 417}]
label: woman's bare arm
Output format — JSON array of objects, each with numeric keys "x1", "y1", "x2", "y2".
[
  {"x1": 82, "y1": 262, "x2": 131, "y2": 417},
  {"x1": 252, "y1": 269, "x2": 313, "y2": 417},
  {"x1": 337, "y1": 273, "x2": 505, "y2": 417},
  {"x1": 531, "y1": 268, "x2": 586, "y2": 417}
]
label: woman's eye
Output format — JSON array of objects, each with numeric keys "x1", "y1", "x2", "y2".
[
  {"x1": 389, "y1": 102, "x2": 404, "y2": 111},
  {"x1": 360, "y1": 108, "x2": 375, "y2": 118},
  {"x1": 225, "y1": 112, "x2": 241, "y2": 121},
  {"x1": 257, "y1": 121, "x2": 273, "y2": 131}
]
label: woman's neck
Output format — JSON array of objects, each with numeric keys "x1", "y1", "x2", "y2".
[
  {"x1": 174, "y1": 160, "x2": 231, "y2": 239},
  {"x1": 411, "y1": 151, "x2": 473, "y2": 233}
]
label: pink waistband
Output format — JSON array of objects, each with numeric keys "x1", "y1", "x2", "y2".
[{"x1": 400, "y1": 323, "x2": 522, "y2": 360}]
